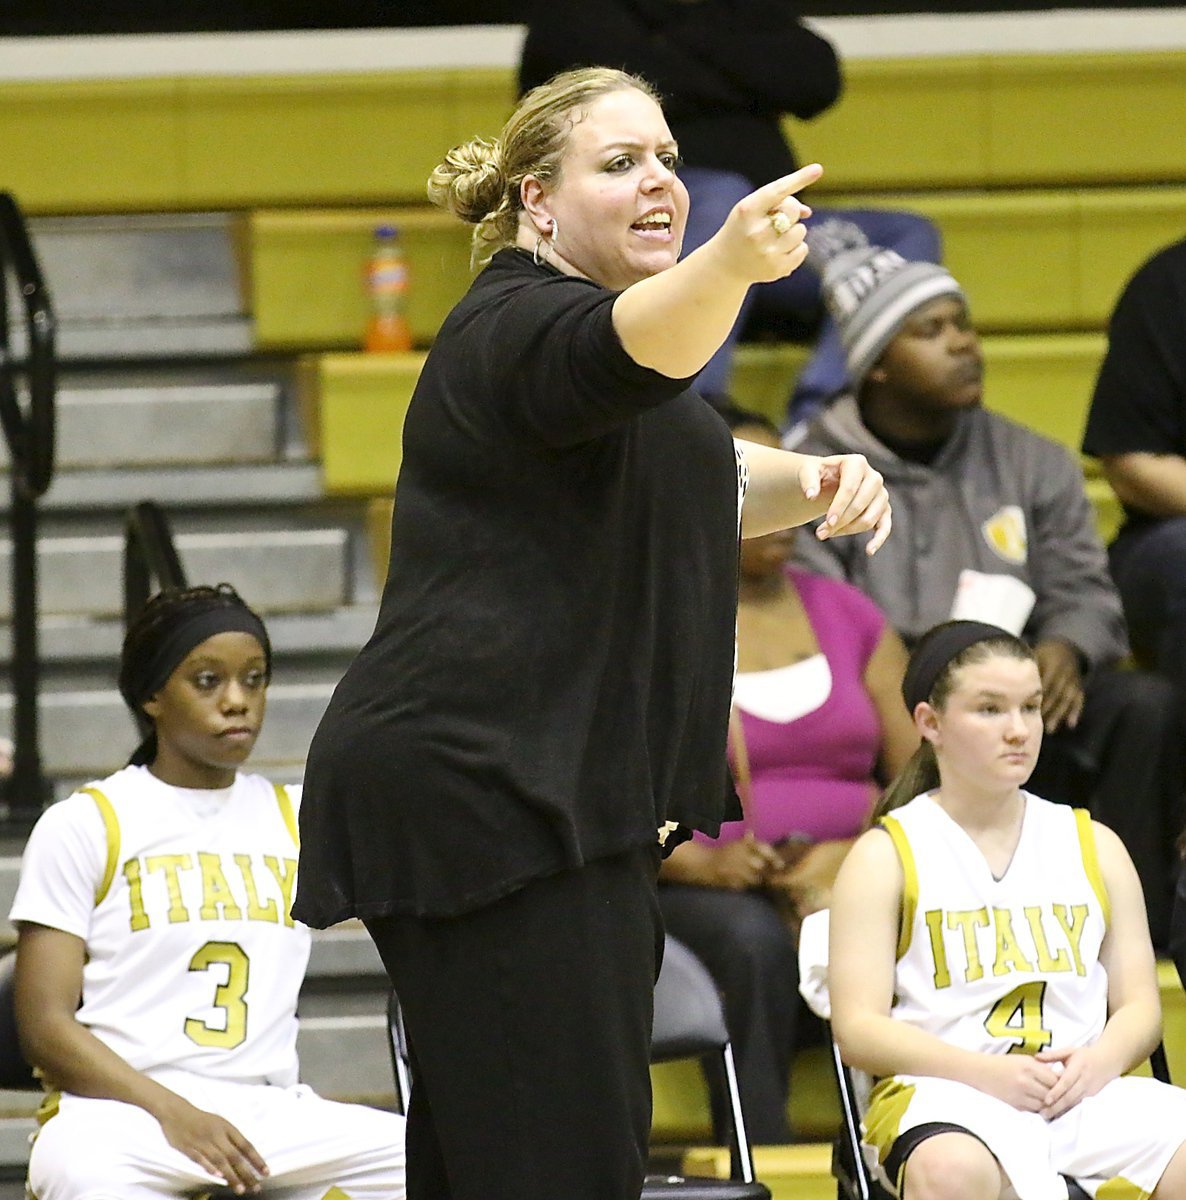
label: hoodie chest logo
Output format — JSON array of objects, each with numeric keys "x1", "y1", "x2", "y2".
[{"x1": 982, "y1": 506, "x2": 1028, "y2": 564}]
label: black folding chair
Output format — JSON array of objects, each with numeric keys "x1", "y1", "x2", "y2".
[
  {"x1": 0, "y1": 950, "x2": 39, "y2": 1091},
  {"x1": 827, "y1": 1019, "x2": 1171, "y2": 1200},
  {"x1": 386, "y1": 934, "x2": 771, "y2": 1199}
]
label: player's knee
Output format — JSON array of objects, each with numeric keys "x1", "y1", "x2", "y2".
[
  {"x1": 28, "y1": 1151, "x2": 127, "y2": 1200},
  {"x1": 1151, "y1": 1137, "x2": 1186, "y2": 1200},
  {"x1": 28, "y1": 1116, "x2": 144, "y2": 1200},
  {"x1": 902, "y1": 1134, "x2": 1002, "y2": 1200}
]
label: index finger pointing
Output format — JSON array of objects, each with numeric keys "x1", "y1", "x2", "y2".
[{"x1": 749, "y1": 164, "x2": 824, "y2": 213}]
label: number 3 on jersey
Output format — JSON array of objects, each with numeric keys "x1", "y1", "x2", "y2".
[
  {"x1": 984, "y1": 981, "x2": 1052, "y2": 1053},
  {"x1": 185, "y1": 940, "x2": 249, "y2": 1048}
]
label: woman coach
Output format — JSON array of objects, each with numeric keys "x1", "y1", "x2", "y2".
[{"x1": 293, "y1": 66, "x2": 890, "y2": 1200}]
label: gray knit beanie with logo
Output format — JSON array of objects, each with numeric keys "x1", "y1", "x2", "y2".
[{"x1": 807, "y1": 219, "x2": 964, "y2": 388}]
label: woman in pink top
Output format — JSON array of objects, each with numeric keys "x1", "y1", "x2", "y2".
[{"x1": 660, "y1": 406, "x2": 917, "y2": 1142}]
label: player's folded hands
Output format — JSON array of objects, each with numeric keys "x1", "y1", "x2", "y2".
[
  {"x1": 976, "y1": 1052, "x2": 1062, "y2": 1113},
  {"x1": 1036, "y1": 1044, "x2": 1118, "y2": 1121}
]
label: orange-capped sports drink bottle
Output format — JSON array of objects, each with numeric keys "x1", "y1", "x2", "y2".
[{"x1": 364, "y1": 224, "x2": 413, "y2": 352}]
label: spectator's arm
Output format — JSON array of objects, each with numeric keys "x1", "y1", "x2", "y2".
[
  {"x1": 1082, "y1": 243, "x2": 1186, "y2": 490},
  {"x1": 861, "y1": 624, "x2": 920, "y2": 782},
  {"x1": 1025, "y1": 444, "x2": 1128, "y2": 669},
  {"x1": 1100, "y1": 451, "x2": 1186, "y2": 519}
]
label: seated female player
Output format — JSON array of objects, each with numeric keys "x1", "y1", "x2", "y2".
[
  {"x1": 9, "y1": 583, "x2": 406, "y2": 1200},
  {"x1": 829, "y1": 619, "x2": 1186, "y2": 1200}
]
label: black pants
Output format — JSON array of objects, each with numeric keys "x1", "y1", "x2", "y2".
[
  {"x1": 1111, "y1": 516, "x2": 1186, "y2": 694},
  {"x1": 1027, "y1": 664, "x2": 1184, "y2": 949},
  {"x1": 659, "y1": 884, "x2": 799, "y2": 1144},
  {"x1": 365, "y1": 846, "x2": 664, "y2": 1200}
]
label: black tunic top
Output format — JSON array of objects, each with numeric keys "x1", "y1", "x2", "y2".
[{"x1": 292, "y1": 249, "x2": 743, "y2": 923}]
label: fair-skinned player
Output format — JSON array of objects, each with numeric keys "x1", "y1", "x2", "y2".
[{"x1": 829, "y1": 620, "x2": 1186, "y2": 1200}]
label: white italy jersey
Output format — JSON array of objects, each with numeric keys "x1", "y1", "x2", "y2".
[
  {"x1": 10, "y1": 766, "x2": 310, "y2": 1086},
  {"x1": 881, "y1": 791, "x2": 1109, "y2": 1056}
]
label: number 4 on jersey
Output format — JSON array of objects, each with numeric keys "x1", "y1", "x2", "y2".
[{"x1": 984, "y1": 981, "x2": 1053, "y2": 1054}]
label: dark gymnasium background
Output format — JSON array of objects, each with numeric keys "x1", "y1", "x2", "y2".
[{"x1": 3, "y1": 0, "x2": 1182, "y2": 37}]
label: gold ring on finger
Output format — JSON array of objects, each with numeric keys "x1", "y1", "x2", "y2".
[{"x1": 769, "y1": 211, "x2": 793, "y2": 236}]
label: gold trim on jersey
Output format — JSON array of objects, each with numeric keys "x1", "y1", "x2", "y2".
[
  {"x1": 879, "y1": 816, "x2": 917, "y2": 960},
  {"x1": 1074, "y1": 808, "x2": 1111, "y2": 928},
  {"x1": 34, "y1": 1088, "x2": 60, "y2": 1127},
  {"x1": 274, "y1": 783, "x2": 299, "y2": 848},
  {"x1": 81, "y1": 786, "x2": 120, "y2": 906},
  {"x1": 864, "y1": 1076, "x2": 916, "y2": 1174},
  {"x1": 1096, "y1": 1176, "x2": 1152, "y2": 1200}
]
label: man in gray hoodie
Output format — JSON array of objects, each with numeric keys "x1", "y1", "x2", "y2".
[{"x1": 790, "y1": 224, "x2": 1182, "y2": 946}]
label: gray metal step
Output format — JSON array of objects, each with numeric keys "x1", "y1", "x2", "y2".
[
  {"x1": 52, "y1": 317, "x2": 254, "y2": 361},
  {"x1": 295, "y1": 1012, "x2": 396, "y2": 1108},
  {"x1": 0, "y1": 862, "x2": 16, "y2": 937},
  {"x1": 0, "y1": 1115, "x2": 35, "y2": 1177},
  {"x1": 28, "y1": 213, "x2": 245, "y2": 323},
  {"x1": 0, "y1": 529, "x2": 350, "y2": 619},
  {"x1": 0, "y1": 605, "x2": 378, "y2": 671},
  {"x1": 0, "y1": 461, "x2": 324, "y2": 516},
  {"x1": 305, "y1": 923, "x2": 386, "y2": 981},
  {"x1": 0, "y1": 681, "x2": 333, "y2": 779},
  {"x1": 0, "y1": 383, "x2": 280, "y2": 471},
  {"x1": 9, "y1": 213, "x2": 251, "y2": 362}
]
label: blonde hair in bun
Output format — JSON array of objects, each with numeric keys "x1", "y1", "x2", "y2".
[{"x1": 427, "y1": 66, "x2": 660, "y2": 266}]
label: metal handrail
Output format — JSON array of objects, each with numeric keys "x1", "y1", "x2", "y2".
[
  {"x1": 0, "y1": 191, "x2": 56, "y2": 822},
  {"x1": 123, "y1": 502, "x2": 189, "y2": 740},
  {"x1": 0, "y1": 192, "x2": 55, "y2": 500}
]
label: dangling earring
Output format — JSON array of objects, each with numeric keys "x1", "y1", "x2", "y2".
[{"x1": 533, "y1": 218, "x2": 559, "y2": 267}]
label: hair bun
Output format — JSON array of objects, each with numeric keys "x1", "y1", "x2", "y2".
[{"x1": 427, "y1": 137, "x2": 506, "y2": 224}]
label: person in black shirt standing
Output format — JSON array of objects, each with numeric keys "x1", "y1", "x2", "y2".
[{"x1": 292, "y1": 66, "x2": 890, "y2": 1200}]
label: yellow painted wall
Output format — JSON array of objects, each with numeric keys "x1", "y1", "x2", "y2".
[
  {"x1": 0, "y1": 69, "x2": 514, "y2": 213},
  {"x1": 3, "y1": 53, "x2": 1185, "y2": 214},
  {"x1": 251, "y1": 208, "x2": 474, "y2": 350}
]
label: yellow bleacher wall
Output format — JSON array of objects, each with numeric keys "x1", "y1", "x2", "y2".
[{"x1": 2, "y1": 51, "x2": 1185, "y2": 212}]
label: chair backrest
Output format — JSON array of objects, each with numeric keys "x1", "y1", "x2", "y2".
[
  {"x1": 651, "y1": 935, "x2": 762, "y2": 1188},
  {"x1": 651, "y1": 935, "x2": 731, "y2": 1062},
  {"x1": 0, "y1": 949, "x2": 42, "y2": 1091}
]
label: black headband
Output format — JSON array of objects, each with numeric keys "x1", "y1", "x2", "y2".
[
  {"x1": 901, "y1": 620, "x2": 1013, "y2": 713},
  {"x1": 123, "y1": 605, "x2": 271, "y2": 712}
]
